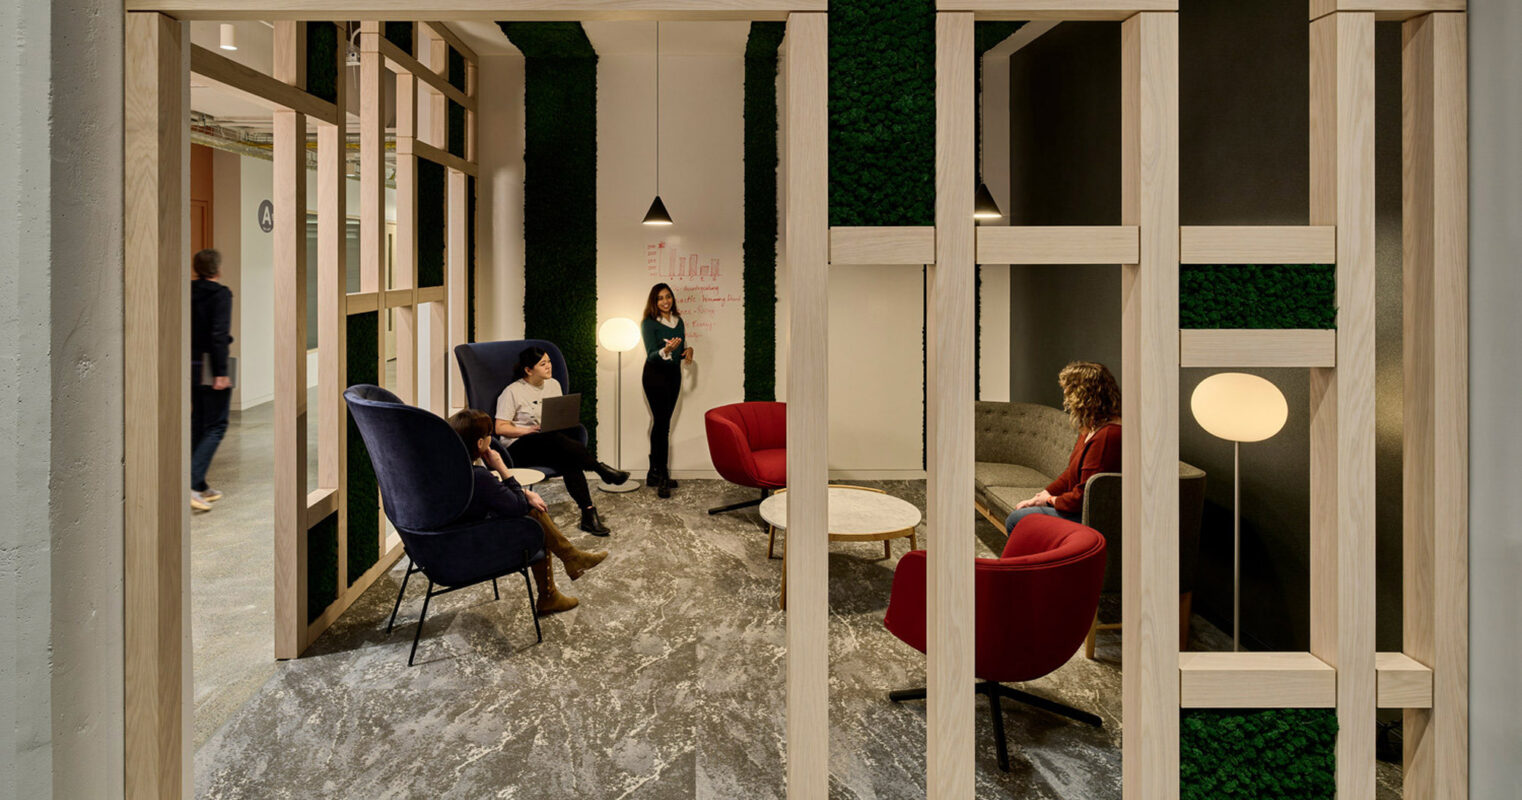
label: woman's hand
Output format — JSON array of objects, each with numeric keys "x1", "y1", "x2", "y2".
[
  {"x1": 524, "y1": 489, "x2": 548, "y2": 513},
  {"x1": 1015, "y1": 490, "x2": 1054, "y2": 510},
  {"x1": 682, "y1": 347, "x2": 694, "y2": 364},
  {"x1": 663, "y1": 336, "x2": 683, "y2": 354}
]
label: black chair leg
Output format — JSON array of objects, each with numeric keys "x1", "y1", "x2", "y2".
[
  {"x1": 492, "y1": 578, "x2": 500, "y2": 600},
  {"x1": 387, "y1": 558, "x2": 416, "y2": 634},
  {"x1": 991, "y1": 684, "x2": 1104, "y2": 728},
  {"x1": 522, "y1": 569, "x2": 542, "y2": 644},
  {"x1": 888, "y1": 687, "x2": 929, "y2": 703},
  {"x1": 982, "y1": 683, "x2": 1010, "y2": 772},
  {"x1": 708, "y1": 488, "x2": 770, "y2": 516},
  {"x1": 407, "y1": 580, "x2": 435, "y2": 667}
]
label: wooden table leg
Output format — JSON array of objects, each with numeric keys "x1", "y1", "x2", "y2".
[
  {"x1": 883, "y1": 540, "x2": 891, "y2": 559},
  {"x1": 779, "y1": 549, "x2": 787, "y2": 611}
]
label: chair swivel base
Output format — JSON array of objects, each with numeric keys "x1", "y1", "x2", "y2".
[
  {"x1": 708, "y1": 488, "x2": 771, "y2": 515},
  {"x1": 597, "y1": 478, "x2": 641, "y2": 494},
  {"x1": 889, "y1": 681, "x2": 1101, "y2": 771}
]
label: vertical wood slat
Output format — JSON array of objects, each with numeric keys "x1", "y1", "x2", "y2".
[
  {"x1": 1401, "y1": 11, "x2": 1468, "y2": 798},
  {"x1": 272, "y1": 21, "x2": 310, "y2": 659},
  {"x1": 124, "y1": 12, "x2": 185, "y2": 798},
  {"x1": 1309, "y1": 11, "x2": 1378, "y2": 799},
  {"x1": 783, "y1": 12, "x2": 828, "y2": 800},
  {"x1": 394, "y1": 71, "x2": 419, "y2": 404},
  {"x1": 1120, "y1": 12, "x2": 1180, "y2": 800},
  {"x1": 359, "y1": 23, "x2": 384, "y2": 296},
  {"x1": 929, "y1": 12, "x2": 976, "y2": 800},
  {"x1": 448, "y1": 169, "x2": 469, "y2": 411},
  {"x1": 425, "y1": 30, "x2": 449, "y2": 416},
  {"x1": 318, "y1": 22, "x2": 348, "y2": 587}
]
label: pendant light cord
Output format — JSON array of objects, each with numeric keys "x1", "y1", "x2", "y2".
[{"x1": 655, "y1": 21, "x2": 660, "y2": 195}]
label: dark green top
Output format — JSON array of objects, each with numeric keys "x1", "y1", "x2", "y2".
[{"x1": 641, "y1": 315, "x2": 686, "y2": 362}]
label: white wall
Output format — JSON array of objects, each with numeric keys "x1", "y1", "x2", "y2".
[
  {"x1": 477, "y1": 53, "x2": 527, "y2": 342},
  {"x1": 597, "y1": 48, "x2": 747, "y2": 475}
]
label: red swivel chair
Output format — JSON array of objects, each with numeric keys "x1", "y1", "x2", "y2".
[
  {"x1": 883, "y1": 514, "x2": 1107, "y2": 771},
  {"x1": 704, "y1": 402, "x2": 787, "y2": 516}
]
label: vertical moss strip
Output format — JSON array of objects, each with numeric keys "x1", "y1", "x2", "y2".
[
  {"x1": 744, "y1": 23, "x2": 784, "y2": 402},
  {"x1": 305, "y1": 22, "x2": 339, "y2": 104},
  {"x1": 346, "y1": 311, "x2": 380, "y2": 586},
  {"x1": 417, "y1": 159, "x2": 446, "y2": 288},
  {"x1": 384, "y1": 22, "x2": 414, "y2": 55},
  {"x1": 499, "y1": 22, "x2": 599, "y2": 450},
  {"x1": 468, "y1": 175, "x2": 478, "y2": 342},
  {"x1": 307, "y1": 511, "x2": 340, "y2": 623}
]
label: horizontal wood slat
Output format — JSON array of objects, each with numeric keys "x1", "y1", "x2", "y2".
[
  {"x1": 828, "y1": 226, "x2": 935, "y2": 265},
  {"x1": 937, "y1": 0, "x2": 1177, "y2": 20},
  {"x1": 1376, "y1": 652, "x2": 1434, "y2": 708},
  {"x1": 345, "y1": 292, "x2": 380, "y2": 314},
  {"x1": 1180, "y1": 225, "x2": 1336, "y2": 264},
  {"x1": 1179, "y1": 329, "x2": 1337, "y2": 367},
  {"x1": 128, "y1": 1, "x2": 817, "y2": 20},
  {"x1": 384, "y1": 289, "x2": 417, "y2": 309},
  {"x1": 405, "y1": 138, "x2": 479, "y2": 176},
  {"x1": 977, "y1": 225, "x2": 1139, "y2": 264},
  {"x1": 416, "y1": 286, "x2": 447, "y2": 304},
  {"x1": 305, "y1": 488, "x2": 339, "y2": 528},
  {"x1": 375, "y1": 36, "x2": 475, "y2": 111},
  {"x1": 1310, "y1": 0, "x2": 1464, "y2": 21},
  {"x1": 1180, "y1": 652, "x2": 1337, "y2": 708},
  {"x1": 191, "y1": 44, "x2": 341, "y2": 126}
]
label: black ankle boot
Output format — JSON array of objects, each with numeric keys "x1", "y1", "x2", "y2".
[
  {"x1": 594, "y1": 463, "x2": 630, "y2": 486},
  {"x1": 579, "y1": 506, "x2": 611, "y2": 536},
  {"x1": 657, "y1": 477, "x2": 672, "y2": 499}
]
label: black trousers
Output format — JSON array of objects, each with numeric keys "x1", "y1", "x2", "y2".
[
  {"x1": 509, "y1": 431, "x2": 599, "y2": 509},
  {"x1": 642, "y1": 358, "x2": 681, "y2": 475}
]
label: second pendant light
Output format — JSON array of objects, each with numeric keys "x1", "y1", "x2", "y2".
[{"x1": 643, "y1": 22, "x2": 673, "y2": 226}]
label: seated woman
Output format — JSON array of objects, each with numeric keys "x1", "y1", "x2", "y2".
[
  {"x1": 448, "y1": 409, "x2": 608, "y2": 616},
  {"x1": 494, "y1": 347, "x2": 629, "y2": 535},
  {"x1": 1005, "y1": 361, "x2": 1122, "y2": 536}
]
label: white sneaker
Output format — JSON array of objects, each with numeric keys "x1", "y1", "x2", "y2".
[
  {"x1": 201, "y1": 487, "x2": 224, "y2": 503},
  {"x1": 191, "y1": 492, "x2": 212, "y2": 512}
]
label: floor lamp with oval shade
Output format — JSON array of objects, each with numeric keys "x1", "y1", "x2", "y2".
[
  {"x1": 1190, "y1": 372, "x2": 1288, "y2": 651},
  {"x1": 598, "y1": 318, "x2": 643, "y2": 493}
]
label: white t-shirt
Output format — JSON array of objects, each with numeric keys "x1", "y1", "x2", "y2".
[{"x1": 495, "y1": 377, "x2": 562, "y2": 446}]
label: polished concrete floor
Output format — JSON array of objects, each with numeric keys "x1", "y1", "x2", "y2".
[{"x1": 191, "y1": 399, "x2": 1401, "y2": 798}]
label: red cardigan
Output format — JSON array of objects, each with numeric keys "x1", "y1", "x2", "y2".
[{"x1": 1045, "y1": 423, "x2": 1122, "y2": 515}]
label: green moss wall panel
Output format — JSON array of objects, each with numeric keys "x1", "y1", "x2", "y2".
[
  {"x1": 307, "y1": 511, "x2": 339, "y2": 623},
  {"x1": 448, "y1": 47, "x2": 467, "y2": 90},
  {"x1": 498, "y1": 22, "x2": 599, "y2": 450},
  {"x1": 744, "y1": 22, "x2": 783, "y2": 402},
  {"x1": 829, "y1": 0, "x2": 936, "y2": 227},
  {"x1": 305, "y1": 22, "x2": 339, "y2": 104},
  {"x1": 418, "y1": 159, "x2": 446, "y2": 288},
  {"x1": 1181, "y1": 264, "x2": 1336, "y2": 329},
  {"x1": 448, "y1": 101, "x2": 467, "y2": 159},
  {"x1": 346, "y1": 311, "x2": 380, "y2": 585},
  {"x1": 1181, "y1": 709, "x2": 1337, "y2": 799},
  {"x1": 468, "y1": 175, "x2": 478, "y2": 342}
]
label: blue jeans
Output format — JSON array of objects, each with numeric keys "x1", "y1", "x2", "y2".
[
  {"x1": 191, "y1": 385, "x2": 230, "y2": 491},
  {"x1": 1004, "y1": 504, "x2": 1080, "y2": 536}
]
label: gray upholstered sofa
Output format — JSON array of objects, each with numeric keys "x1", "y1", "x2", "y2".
[{"x1": 973, "y1": 401, "x2": 1207, "y2": 653}]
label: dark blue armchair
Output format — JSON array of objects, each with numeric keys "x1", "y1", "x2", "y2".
[
  {"x1": 344, "y1": 384, "x2": 548, "y2": 665},
  {"x1": 453, "y1": 339, "x2": 589, "y2": 479}
]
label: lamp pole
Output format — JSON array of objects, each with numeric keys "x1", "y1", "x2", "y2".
[{"x1": 1234, "y1": 439, "x2": 1240, "y2": 652}]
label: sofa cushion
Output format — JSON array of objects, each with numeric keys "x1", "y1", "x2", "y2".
[
  {"x1": 981, "y1": 485, "x2": 1051, "y2": 524},
  {"x1": 974, "y1": 462, "x2": 1053, "y2": 495}
]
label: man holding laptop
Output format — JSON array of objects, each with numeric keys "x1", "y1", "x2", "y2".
[{"x1": 495, "y1": 346, "x2": 629, "y2": 535}]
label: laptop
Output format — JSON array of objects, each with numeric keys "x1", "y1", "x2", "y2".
[{"x1": 539, "y1": 393, "x2": 582, "y2": 433}]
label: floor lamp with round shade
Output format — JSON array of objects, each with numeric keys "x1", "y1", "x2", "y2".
[
  {"x1": 597, "y1": 318, "x2": 643, "y2": 493},
  {"x1": 1190, "y1": 372, "x2": 1289, "y2": 651}
]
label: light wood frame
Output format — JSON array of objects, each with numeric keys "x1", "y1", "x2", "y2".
[{"x1": 121, "y1": 4, "x2": 1471, "y2": 800}]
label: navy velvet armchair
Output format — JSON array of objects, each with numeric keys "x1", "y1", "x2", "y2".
[
  {"x1": 453, "y1": 339, "x2": 589, "y2": 478},
  {"x1": 344, "y1": 384, "x2": 548, "y2": 665}
]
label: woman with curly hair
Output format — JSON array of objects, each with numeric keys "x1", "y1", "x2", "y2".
[{"x1": 1004, "y1": 361, "x2": 1122, "y2": 536}]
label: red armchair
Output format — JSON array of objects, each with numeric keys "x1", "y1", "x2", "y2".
[
  {"x1": 883, "y1": 514, "x2": 1107, "y2": 771},
  {"x1": 704, "y1": 402, "x2": 787, "y2": 516}
]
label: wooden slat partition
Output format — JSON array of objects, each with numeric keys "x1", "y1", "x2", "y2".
[
  {"x1": 360, "y1": 23, "x2": 386, "y2": 296},
  {"x1": 1310, "y1": 0, "x2": 1465, "y2": 21},
  {"x1": 272, "y1": 20, "x2": 310, "y2": 659},
  {"x1": 1401, "y1": 9, "x2": 1468, "y2": 795},
  {"x1": 190, "y1": 44, "x2": 341, "y2": 125},
  {"x1": 1179, "y1": 329, "x2": 1337, "y2": 368},
  {"x1": 394, "y1": 71, "x2": 420, "y2": 404},
  {"x1": 317, "y1": 21, "x2": 349, "y2": 597},
  {"x1": 124, "y1": 1, "x2": 822, "y2": 20},
  {"x1": 1377, "y1": 652, "x2": 1434, "y2": 708},
  {"x1": 425, "y1": 20, "x2": 478, "y2": 62},
  {"x1": 123, "y1": 13, "x2": 186, "y2": 798},
  {"x1": 828, "y1": 226, "x2": 935, "y2": 265},
  {"x1": 376, "y1": 35, "x2": 475, "y2": 110},
  {"x1": 783, "y1": 12, "x2": 828, "y2": 800},
  {"x1": 448, "y1": 169, "x2": 470, "y2": 411},
  {"x1": 1179, "y1": 652, "x2": 1337, "y2": 708},
  {"x1": 937, "y1": 0, "x2": 1177, "y2": 20},
  {"x1": 1309, "y1": 11, "x2": 1378, "y2": 798},
  {"x1": 976, "y1": 225, "x2": 1138, "y2": 264},
  {"x1": 1120, "y1": 11, "x2": 1180, "y2": 800},
  {"x1": 1178, "y1": 225, "x2": 1336, "y2": 264},
  {"x1": 929, "y1": 12, "x2": 976, "y2": 798}
]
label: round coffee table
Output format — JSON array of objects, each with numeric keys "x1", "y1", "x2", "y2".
[
  {"x1": 758, "y1": 485, "x2": 921, "y2": 610},
  {"x1": 505, "y1": 468, "x2": 546, "y2": 486}
]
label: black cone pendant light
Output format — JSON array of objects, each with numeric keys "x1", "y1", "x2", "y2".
[
  {"x1": 974, "y1": 181, "x2": 1003, "y2": 220},
  {"x1": 642, "y1": 22, "x2": 673, "y2": 226}
]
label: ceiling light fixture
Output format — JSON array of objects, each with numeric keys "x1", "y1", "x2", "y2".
[
  {"x1": 642, "y1": 22, "x2": 673, "y2": 226},
  {"x1": 219, "y1": 23, "x2": 238, "y2": 52}
]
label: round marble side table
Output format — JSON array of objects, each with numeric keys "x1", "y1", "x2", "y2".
[
  {"x1": 758, "y1": 485, "x2": 922, "y2": 610},
  {"x1": 505, "y1": 468, "x2": 546, "y2": 486}
]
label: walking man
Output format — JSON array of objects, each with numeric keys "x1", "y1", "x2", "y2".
[{"x1": 191, "y1": 249, "x2": 234, "y2": 511}]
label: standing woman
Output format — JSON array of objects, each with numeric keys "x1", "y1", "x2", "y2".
[
  {"x1": 1003, "y1": 361, "x2": 1122, "y2": 537},
  {"x1": 640, "y1": 283, "x2": 693, "y2": 498}
]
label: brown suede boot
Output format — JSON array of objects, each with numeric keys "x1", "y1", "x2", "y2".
[
  {"x1": 530, "y1": 560, "x2": 579, "y2": 616},
  {"x1": 532, "y1": 509, "x2": 609, "y2": 581}
]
